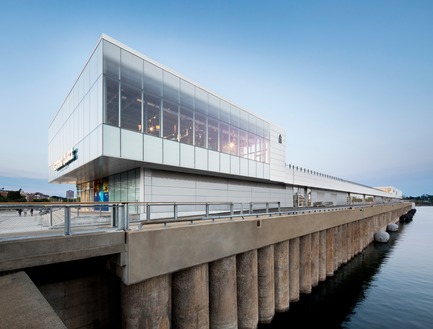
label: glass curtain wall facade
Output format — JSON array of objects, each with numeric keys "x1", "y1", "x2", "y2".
[{"x1": 103, "y1": 39, "x2": 270, "y2": 163}]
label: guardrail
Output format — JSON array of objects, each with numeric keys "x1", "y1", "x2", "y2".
[
  {"x1": 0, "y1": 201, "x2": 404, "y2": 240},
  {"x1": 0, "y1": 201, "x2": 281, "y2": 239}
]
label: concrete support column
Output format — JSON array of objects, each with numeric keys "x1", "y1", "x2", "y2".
[
  {"x1": 258, "y1": 245, "x2": 275, "y2": 324},
  {"x1": 343, "y1": 225, "x2": 348, "y2": 266},
  {"x1": 121, "y1": 274, "x2": 171, "y2": 329},
  {"x1": 236, "y1": 250, "x2": 258, "y2": 329},
  {"x1": 172, "y1": 264, "x2": 209, "y2": 329},
  {"x1": 333, "y1": 226, "x2": 340, "y2": 272},
  {"x1": 345, "y1": 223, "x2": 351, "y2": 263},
  {"x1": 209, "y1": 256, "x2": 237, "y2": 329},
  {"x1": 364, "y1": 218, "x2": 371, "y2": 246},
  {"x1": 368, "y1": 217, "x2": 375, "y2": 243},
  {"x1": 319, "y1": 230, "x2": 327, "y2": 281},
  {"x1": 350, "y1": 221, "x2": 355, "y2": 259},
  {"x1": 355, "y1": 221, "x2": 361, "y2": 255},
  {"x1": 311, "y1": 232, "x2": 320, "y2": 288},
  {"x1": 274, "y1": 240, "x2": 289, "y2": 312},
  {"x1": 352, "y1": 221, "x2": 359, "y2": 256},
  {"x1": 358, "y1": 220, "x2": 364, "y2": 251},
  {"x1": 326, "y1": 227, "x2": 334, "y2": 277},
  {"x1": 289, "y1": 237, "x2": 300, "y2": 302},
  {"x1": 299, "y1": 234, "x2": 311, "y2": 294}
]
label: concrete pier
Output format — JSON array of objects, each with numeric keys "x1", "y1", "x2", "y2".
[
  {"x1": 209, "y1": 256, "x2": 238, "y2": 329},
  {"x1": 319, "y1": 230, "x2": 327, "y2": 281},
  {"x1": 0, "y1": 203, "x2": 412, "y2": 329},
  {"x1": 311, "y1": 232, "x2": 320, "y2": 287},
  {"x1": 326, "y1": 227, "x2": 334, "y2": 277},
  {"x1": 172, "y1": 264, "x2": 209, "y2": 329},
  {"x1": 258, "y1": 245, "x2": 275, "y2": 323},
  {"x1": 121, "y1": 274, "x2": 171, "y2": 328},
  {"x1": 236, "y1": 250, "x2": 258, "y2": 329},
  {"x1": 289, "y1": 237, "x2": 300, "y2": 302},
  {"x1": 274, "y1": 240, "x2": 290, "y2": 312},
  {"x1": 299, "y1": 234, "x2": 312, "y2": 294}
]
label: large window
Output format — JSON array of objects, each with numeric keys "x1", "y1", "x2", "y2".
[
  {"x1": 220, "y1": 123, "x2": 230, "y2": 154},
  {"x1": 145, "y1": 93, "x2": 161, "y2": 137},
  {"x1": 103, "y1": 41, "x2": 271, "y2": 163},
  {"x1": 195, "y1": 113, "x2": 206, "y2": 148},
  {"x1": 179, "y1": 107, "x2": 193, "y2": 145},
  {"x1": 230, "y1": 127, "x2": 238, "y2": 156},
  {"x1": 121, "y1": 83, "x2": 142, "y2": 131},
  {"x1": 208, "y1": 118, "x2": 219, "y2": 151},
  {"x1": 105, "y1": 77, "x2": 119, "y2": 126},
  {"x1": 239, "y1": 130, "x2": 248, "y2": 158},
  {"x1": 163, "y1": 100, "x2": 178, "y2": 140}
]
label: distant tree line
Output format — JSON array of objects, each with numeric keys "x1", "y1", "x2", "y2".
[
  {"x1": 403, "y1": 194, "x2": 432, "y2": 205},
  {"x1": 0, "y1": 189, "x2": 70, "y2": 203}
]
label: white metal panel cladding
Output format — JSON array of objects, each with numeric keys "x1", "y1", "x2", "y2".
[
  {"x1": 208, "y1": 150, "x2": 220, "y2": 172},
  {"x1": 121, "y1": 129, "x2": 143, "y2": 161},
  {"x1": 143, "y1": 134, "x2": 162, "y2": 164},
  {"x1": 103, "y1": 125, "x2": 120, "y2": 157},
  {"x1": 180, "y1": 143, "x2": 195, "y2": 169},
  {"x1": 195, "y1": 147, "x2": 208, "y2": 171},
  {"x1": 163, "y1": 139, "x2": 180, "y2": 167}
]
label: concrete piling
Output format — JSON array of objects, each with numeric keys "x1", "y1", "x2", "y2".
[
  {"x1": 326, "y1": 227, "x2": 334, "y2": 277},
  {"x1": 258, "y1": 245, "x2": 275, "y2": 323},
  {"x1": 289, "y1": 237, "x2": 300, "y2": 302},
  {"x1": 311, "y1": 232, "x2": 320, "y2": 288},
  {"x1": 299, "y1": 234, "x2": 312, "y2": 294},
  {"x1": 319, "y1": 230, "x2": 327, "y2": 281},
  {"x1": 121, "y1": 274, "x2": 171, "y2": 329},
  {"x1": 236, "y1": 250, "x2": 259, "y2": 329},
  {"x1": 209, "y1": 256, "x2": 238, "y2": 329},
  {"x1": 274, "y1": 240, "x2": 290, "y2": 312},
  {"x1": 172, "y1": 264, "x2": 209, "y2": 329}
]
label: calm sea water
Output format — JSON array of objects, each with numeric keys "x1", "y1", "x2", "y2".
[{"x1": 260, "y1": 206, "x2": 433, "y2": 329}]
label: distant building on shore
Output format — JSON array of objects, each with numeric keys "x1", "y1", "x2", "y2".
[{"x1": 66, "y1": 190, "x2": 75, "y2": 199}]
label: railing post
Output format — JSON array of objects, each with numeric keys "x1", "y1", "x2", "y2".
[
  {"x1": 249, "y1": 202, "x2": 253, "y2": 214},
  {"x1": 278, "y1": 201, "x2": 281, "y2": 213},
  {"x1": 64, "y1": 206, "x2": 71, "y2": 236},
  {"x1": 48, "y1": 207, "x2": 53, "y2": 227},
  {"x1": 111, "y1": 204, "x2": 117, "y2": 227},
  {"x1": 206, "y1": 203, "x2": 210, "y2": 218},
  {"x1": 124, "y1": 203, "x2": 129, "y2": 231},
  {"x1": 146, "y1": 204, "x2": 151, "y2": 221},
  {"x1": 266, "y1": 202, "x2": 269, "y2": 213},
  {"x1": 119, "y1": 203, "x2": 125, "y2": 230},
  {"x1": 230, "y1": 202, "x2": 234, "y2": 216},
  {"x1": 174, "y1": 203, "x2": 178, "y2": 220}
]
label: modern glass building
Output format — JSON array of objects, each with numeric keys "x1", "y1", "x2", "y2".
[{"x1": 48, "y1": 34, "x2": 401, "y2": 207}]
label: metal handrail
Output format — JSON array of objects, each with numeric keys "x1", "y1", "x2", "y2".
[
  {"x1": 0, "y1": 201, "x2": 405, "y2": 239},
  {"x1": 0, "y1": 201, "x2": 281, "y2": 238}
]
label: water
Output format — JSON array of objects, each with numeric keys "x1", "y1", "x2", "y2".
[{"x1": 260, "y1": 206, "x2": 433, "y2": 329}]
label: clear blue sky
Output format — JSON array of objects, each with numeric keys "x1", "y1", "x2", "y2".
[{"x1": 0, "y1": 0, "x2": 432, "y2": 197}]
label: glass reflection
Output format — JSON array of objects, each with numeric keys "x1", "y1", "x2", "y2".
[
  {"x1": 105, "y1": 77, "x2": 119, "y2": 126},
  {"x1": 195, "y1": 113, "x2": 206, "y2": 148},
  {"x1": 121, "y1": 84, "x2": 142, "y2": 131},
  {"x1": 145, "y1": 93, "x2": 161, "y2": 137},
  {"x1": 103, "y1": 42, "x2": 271, "y2": 164},
  {"x1": 179, "y1": 107, "x2": 193, "y2": 145},
  {"x1": 163, "y1": 100, "x2": 178, "y2": 140}
]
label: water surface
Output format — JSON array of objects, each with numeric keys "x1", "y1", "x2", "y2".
[{"x1": 260, "y1": 206, "x2": 433, "y2": 329}]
